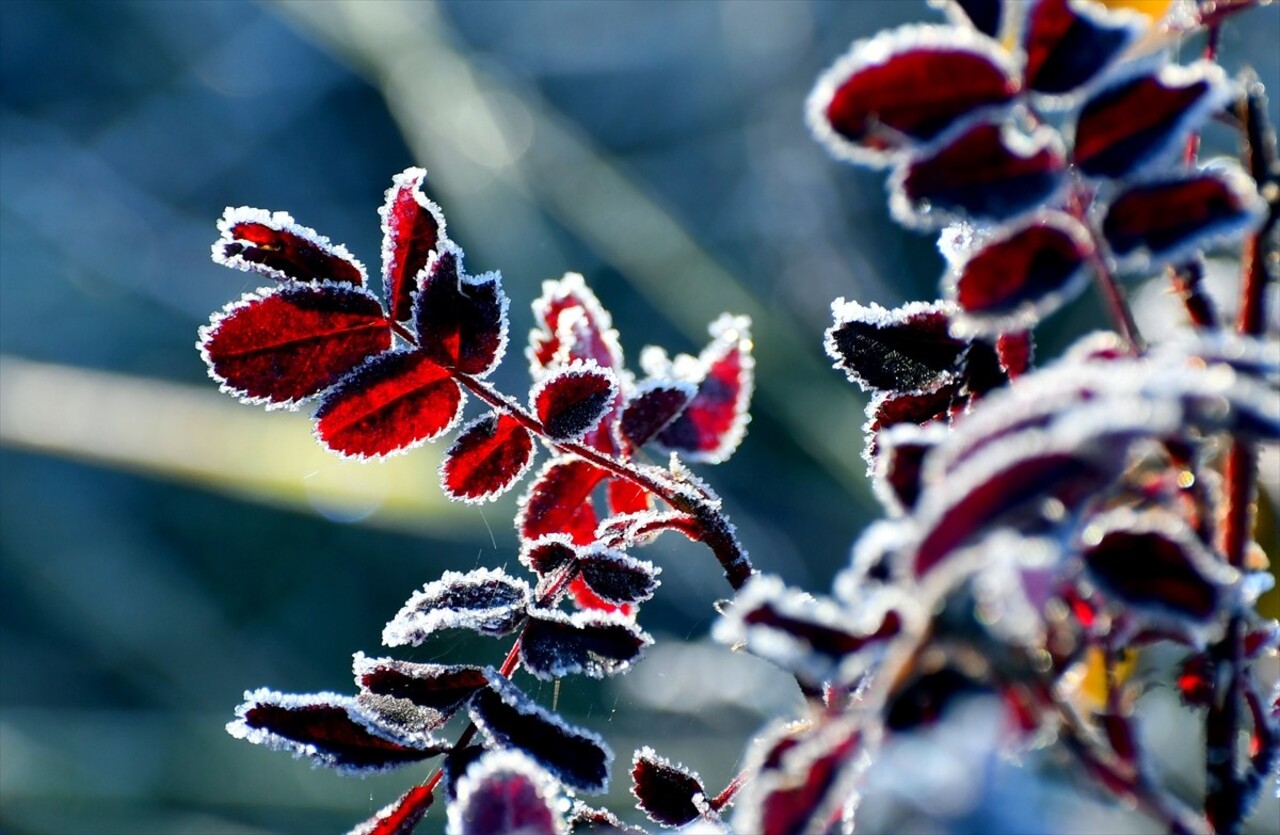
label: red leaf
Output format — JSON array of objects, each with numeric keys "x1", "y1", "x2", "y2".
[
  {"x1": 809, "y1": 24, "x2": 1019, "y2": 165},
  {"x1": 631, "y1": 747, "x2": 709, "y2": 828},
  {"x1": 653, "y1": 314, "x2": 754, "y2": 464},
  {"x1": 1101, "y1": 166, "x2": 1265, "y2": 272},
  {"x1": 441, "y1": 412, "x2": 535, "y2": 503},
  {"x1": 214, "y1": 207, "x2": 366, "y2": 286},
  {"x1": 607, "y1": 477, "x2": 652, "y2": 516},
  {"x1": 516, "y1": 458, "x2": 608, "y2": 544},
  {"x1": 946, "y1": 212, "x2": 1092, "y2": 337},
  {"x1": 891, "y1": 119, "x2": 1067, "y2": 227},
  {"x1": 872, "y1": 423, "x2": 946, "y2": 516},
  {"x1": 414, "y1": 243, "x2": 508, "y2": 376},
  {"x1": 315, "y1": 350, "x2": 463, "y2": 458},
  {"x1": 1073, "y1": 62, "x2": 1232, "y2": 180},
  {"x1": 449, "y1": 750, "x2": 564, "y2": 835},
  {"x1": 349, "y1": 785, "x2": 434, "y2": 835},
  {"x1": 380, "y1": 167, "x2": 447, "y2": 322},
  {"x1": 528, "y1": 272, "x2": 624, "y2": 377},
  {"x1": 531, "y1": 360, "x2": 619, "y2": 442},
  {"x1": 227, "y1": 688, "x2": 449, "y2": 775},
  {"x1": 620, "y1": 380, "x2": 696, "y2": 451},
  {"x1": 863, "y1": 381, "x2": 963, "y2": 467},
  {"x1": 354, "y1": 654, "x2": 488, "y2": 716},
  {"x1": 742, "y1": 720, "x2": 867, "y2": 835},
  {"x1": 199, "y1": 283, "x2": 391, "y2": 407},
  {"x1": 1022, "y1": 0, "x2": 1146, "y2": 98}
]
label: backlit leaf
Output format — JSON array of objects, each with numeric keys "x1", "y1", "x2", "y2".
[
  {"x1": 528, "y1": 272, "x2": 624, "y2": 378},
  {"x1": 379, "y1": 167, "x2": 447, "y2": 321},
  {"x1": 441, "y1": 412, "x2": 536, "y2": 503},
  {"x1": 1022, "y1": 0, "x2": 1147, "y2": 99},
  {"x1": 517, "y1": 458, "x2": 608, "y2": 544},
  {"x1": 631, "y1": 747, "x2": 709, "y2": 828},
  {"x1": 532, "y1": 360, "x2": 619, "y2": 442},
  {"x1": 448, "y1": 750, "x2": 566, "y2": 835},
  {"x1": 213, "y1": 207, "x2": 366, "y2": 286},
  {"x1": 415, "y1": 243, "x2": 509, "y2": 376},
  {"x1": 620, "y1": 380, "x2": 697, "y2": 451},
  {"x1": 314, "y1": 349, "x2": 463, "y2": 458},
  {"x1": 198, "y1": 283, "x2": 391, "y2": 408}
]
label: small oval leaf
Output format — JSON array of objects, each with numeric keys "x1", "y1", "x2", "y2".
[
  {"x1": 631, "y1": 747, "x2": 709, "y2": 828},
  {"x1": 1022, "y1": 0, "x2": 1146, "y2": 98},
  {"x1": 213, "y1": 207, "x2": 367, "y2": 286},
  {"x1": 520, "y1": 607, "x2": 652, "y2": 680},
  {"x1": 382, "y1": 568, "x2": 531, "y2": 646},
  {"x1": 379, "y1": 167, "x2": 447, "y2": 322},
  {"x1": 532, "y1": 360, "x2": 619, "y2": 442},
  {"x1": 441, "y1": 412, "x2": 536, "y2": 503},
  {"x1": 414, "y1": 243, "x2": 509, "y2": 376}
]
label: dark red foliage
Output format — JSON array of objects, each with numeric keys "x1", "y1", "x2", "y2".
[
  {"x1": 451, "y1": 754, "x2": 561, "y2": 835},
  {"x1": 199, "y1": 284, "x2": 391, "y2": 406},
  {"x1": 577, "y1": 549, "x2": 660, "y2": 605},
  {"x1": 885, "y1": 667, "x2": 989, "y2": 731},
  {"x1": 240, "y1": 699, "x2": 445, "y2": 771},
  {"x1": 877, "y1": 429, "x2": 938, "y2": 513},
  {"x1": 356, "y1": 658, "x2": 488, "y2": 716},
  {"x1": 520, "y1": 609, "x2": 649, "y2": 679},
  {"x1": 315, "y1": 350, "x2": 462, "y2": 457},
  {"x1": 533, "y1": 362, "x2": 617, "y2": 442},
  {"x1": 620, "y1": 383, "x2": 695, "y2": 450},
  {"x1": 1074, "y1": 67, "x2": 1225, "y2": 179},
  {"x1": 756, "y1": 723, "x2": 865, "y2": 835},
  {"x1": 1022, "y1": 0, "x2": 1140, "y2": 96},
  {"x1": 819, "y1": 31, "x2": 1017, "y2": 153},
  {"x1": 631, "y1": 749, "x2": 708, "y2": 828},
  {"x1": 469, "y1": 674, "x2": 613, "y2": 793},
  {"x1": 216, "y1": 209, "x2": 366, "y2": 286},
  {"x1": 517, "y1": 458, "x2": 608, "y2": 543},
  {"x1": 827, "y1": 302, "x2": 967, "y2": 393},
  {"x1": 654, "y1": 317, "x2": 754, "y2": 463},
  {"x1": 415, "y1": 246, "x2": 508, "y2": 376},
  {"x1": 896, "y1": 119, "x2": 1066, "y2": 225},
  {"x1": 1083, "y1": 529, "x2": 1223, "y2": 621},
  {"x1": 441, "y1": 413, "x2": 535, "y2": 502},
  {"x1": 380, "y1": 167, "x2": 446, "y2": 321},
  {"x1": 951, "y1": 214, "x2": 1091, "y2": 318}
]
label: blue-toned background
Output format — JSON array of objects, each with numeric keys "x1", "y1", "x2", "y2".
[{"x1": 2, "y1": 1, "x2": 1276, "y2": 833}]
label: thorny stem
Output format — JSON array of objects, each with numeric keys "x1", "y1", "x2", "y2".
[{"x1": 1205, "y1": 67, "x2": 1278, "y2": 835}]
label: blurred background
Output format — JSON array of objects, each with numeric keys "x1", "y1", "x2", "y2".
[{"x1": 1, "y1": 1, "x2": 1276, "y2": 833}]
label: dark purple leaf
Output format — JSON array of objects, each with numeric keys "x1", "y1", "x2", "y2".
[
  {"x1": 226, "y1": 688, "x2": 449, "y2": 774},
  {"x1": 382, "y1": 568, "x2": 530, "y2": 646},
  {"x1": 532, "y1": 360, "x2": 619, "y2": 442},
  {"x1": 449, "y1": 750, "x2": 564, "y2": 835},
  {"x1": 380, "y1": 167, "x2": 447, "y2": 322},
  {"x1": 1022, "y1": 0, "x2": 1146, "y2": 98},
  {"x1": 469, "y1": 672, "x2": 614, "y2": 793},
  {"x1": 354, "y1": 653, "x2": 488, "y2": 716},
  {"x1": 630, "y1": 747, "x2": 709, "y2": 828},
  {"x1": 414, "y1": 243, "x2": 508, "y2": 376},
  {"x1": 441, "y1": 412, "x2": 536, "y2": 503},
  {"x1": 214, "y1": 207, "x2": 366, "y2": 286},
  {"x1": 826, "y1": 299, "x2": 968, "y2": 393},
  {"x1": 577, "y1": 548, "x2": 660, "y2": 606},
  {"x1": 873, "y1": 423, "x2": 946, "y2": 515},
  {"x1": 892, "y1": 118, "x2": 1067, "y2": 227},
  {"x1": 314, "y1": 349, "x2": 463, "y2": 458},
  {"x1": 946, "y1": 212, "x2": 1092, "y2": 337},
  {"x1": 1073, "y1": 61, "x2": 1233, "y2": 180},
  {"x1": 620, "y1": 380, "x2": 696, "y2": 451},
  {"x1": 520, "y1": 535, "x2": 579, "y2": 577},
  {"x1": 1101, "y1": 166, "x2": 1266, "y2": 272},
  {"x1": 809, "y1": 24, "x2": 1018, "y2": 165},
  {"x1": 520, "y1": 608, "x2": 651, "y2": 680},
  {"x1": 198, "y1": 283, "x2": 391, "y2": 408}
]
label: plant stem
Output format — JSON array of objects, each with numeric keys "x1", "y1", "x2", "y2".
[{"x1": 1068, "y1": 186, "x2": 1144, "y2": 352}]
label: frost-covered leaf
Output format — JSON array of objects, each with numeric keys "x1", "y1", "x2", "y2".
[
  {"x1": 606, "y1": 477, "x2": 652, "y2": 516},
  {"x1": 1082, "y1": 509, "x2": 1237, "y2": 629},
  {"x1": 807, "y1": 24, "x2": 1019, "y2": 166},
  {"x1": 414, "y1": 243, "x2": 509, "y2": 376},
  {"x1": 578, "y1": 547, "x2": 661, "y2": 606},
  {"x1": 198, "y1": 283, "x2": 391, "y2": 408},
  {"x1": 441, "y1": 412, "x2": 536, "y2": 503},
  {"x1": 713, "y1": 575, "x2": 905, "y2": 687},
  {"x1": 213, "y1": 207, "x2": 367, "y2": 286},
  {"x1": 863, "y1": 383, "x2": 964, "y2": 468},
  {"x1": 517, "y1": 458, "x2": 608, "y2": 544},
  {"x1": 873, "y1": 423, "x2": 947, "y2": 516},
  {"x1": 568, "y1": 802, "x2": 648, "y2": 834},
  {"x1": 521, "y1": 535, "x2": 580, "y2": 577},
  {"x1": 945, "y1": 212, "x2": 1092, "y2": 338},
  {"x1": 226, "y1": 688, "x2": 449, "y2": 774},
  {"x1": 354, "y1": 653, "x2": 488, "y2": 716},
  {"x1": 380, "y1": 167, "x2": 447, "y2": 322},
  {"x1": 349, "y1": 785, "x2": 435, "y2": 835},
  {"x1": 651, "y1": 314, "x2": 755, "y2": 464},
  {"x1": 448, "y1": 749, "x2": 566, "y2": 835},
  {"x1": 314, "y1": 349, "x2": 463, "y2": 458},
  {"x1": 1073, "y1": 61, "x2": 1234, "y2": 180},
  {"x1": 520, "y1": 607, "x2": 652, "y2": 679},
  {"x1": 620, "y1": 380, "x2": 697, "y2": 451},
  {"x1": 826, "y1": 300, "x2": 968, "y2": 393},
  {"x1": 469, "y1": 672, "x2": 614, "y2": 793},
  {"x1": 529, "y1": 272, "x2": 624, "y2": 379},
  {"x1": 890, "y1": 118, "x2": 1067, "y2": 228},
  {"x1": 1101, "y1": 165, "x2": 1266, "y2": 272},
  {"x1": 382, "y1": 568, "x2": 530, "y2": 646},
  {"x1": 532, "y1": 360, "x2": 619, "y2": 442},
  {"x1": 732, "y1": 717, "x2": 870, "y2": 835},
  {"x1": 1022, "y1": 0, "x2": 1147, "y2": 99},
  {"x1": 630, "y1": 747, "x2": 709, "y2": 828}
]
